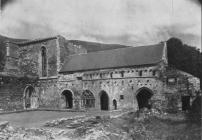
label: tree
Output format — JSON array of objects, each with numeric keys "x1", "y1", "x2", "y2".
[{"x1": 167, "y1": 37, "x2": 202, "y2": 90}]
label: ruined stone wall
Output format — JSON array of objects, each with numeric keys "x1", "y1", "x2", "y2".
[
  {"x1": 163, "y1": 67, "x2": 200, "y2": 112},
  {"x1": 30, "y1": 36, "x2": 88, "y2": 109},
  {"x1": 0, "y1": 36, "x2": 93, "y2": 111},
  {"x1": 3, "y1": 42, "x2": 21, "y2": 75},
  {"x1": 0, "y1": 39, "x2": 59, "y2": 111},
  {"x1": 36, "y1": 78, "x2": 59, "y2": 108},
  {"x1": 17, "y1": 39, "x2": 58, "y2": 77},
  {"x1": 0, "y1": 76, "x2": 37, "y2": 111}
]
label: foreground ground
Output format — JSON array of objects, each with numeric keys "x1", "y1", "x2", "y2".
[
  {"x1": 0, "y1": 110, "x2": 124, "y2": 128},
  {"x1": 0, "y1": 109, "x2": 201, "y2": 140}
]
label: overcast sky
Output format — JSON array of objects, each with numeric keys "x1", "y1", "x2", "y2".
[{"x1": 0, "y1": 0, "x2": 201, "y2": 49}]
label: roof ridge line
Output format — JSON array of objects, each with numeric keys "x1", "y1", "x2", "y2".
[{"x1": 67, "y1": 42, "x2": 163, "y2": 57}]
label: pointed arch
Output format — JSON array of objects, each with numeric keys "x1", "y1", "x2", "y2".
[
  {"x1": 61, "y1": 90, "x2": 74, "y2": 108},
  {"x1": 99, "y1": 90, "x2": 109, "y2": 110},
  {"x1": 113, "y1": 99, "x2": 117, "y2": 110},
  {"x1": 23, "y1": 85, "x2": 39, "y2": 109},
  {"x1": 81, "y1": 90, "x2": 95, "y2": 108},
  {"x1": 136, "y1": 87, "x2": 153, "y2": 109}
]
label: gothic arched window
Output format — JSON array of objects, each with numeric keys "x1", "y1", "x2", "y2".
[{"x1": 41, "y1": 47, "x2": 47, "y2": 77}]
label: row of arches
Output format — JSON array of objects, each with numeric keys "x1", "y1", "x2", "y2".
[
  {"x1": 60, "y1": 88, "x2": 153, "y2": 110},
  {"x1": 61, "y1": 90, "x2": 110, "y2": 110},
  {"x1": 23, "y1": 86, "x2": 154, "y2": 110}
]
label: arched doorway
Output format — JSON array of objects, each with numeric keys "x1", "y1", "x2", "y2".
[
  {"x1": 136, "y1": 87, "x2": 153, "y2": 109},
  {"x1": 61, "y1": 90, "x2": 73, "y2": 108},
  {"x1": 81, "y1": 90, "x2": 95, "y2": 108},
  {"x1": 113, "y1": 99, "x2": 117, "y2": 110},
  {"x1": 24, "y1": 86, "x2": 38, "y2": 109},
  {"x1": 100, "y1": 91, "x2": 109, "y2": 110}
]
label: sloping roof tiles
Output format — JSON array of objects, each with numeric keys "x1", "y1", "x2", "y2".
[{"x1": 60, "y1": 43, "x2": 165, "y2": 73}]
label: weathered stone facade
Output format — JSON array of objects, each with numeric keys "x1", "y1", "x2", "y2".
[
  {"x1": 58, "y1": 65, "x2": 200, "y2": 112},
  {"x1": 0, "y1": 35, "x2": 200, "y2": 112},
  {"x1": 0, "y1": 36, "x2": 86, "y2": 110}
]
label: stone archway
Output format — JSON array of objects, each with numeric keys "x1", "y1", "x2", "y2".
[
  {"x1": 136, "y1": 87, "x2": 153, "y2": 109},
  {"x1": 100, "y1": 91, "x2": 109, "y2": 110},
  {"x1": 24, "y1": 86, "x2": 39, "y2": 109},
  {"x1": 61, "y1": 90, "x2": 73, "y2": 108},
  {"x1": 81, "y1": 90, "x2": 95, "y2": 108}
]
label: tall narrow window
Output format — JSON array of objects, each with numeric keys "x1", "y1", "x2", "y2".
[
  {"x1": 120, "y1": 71, "x2": 124, "y2": 77},
  {"x1": 139, "y1": 70, "x2": 142, "y2": 76},
  {"x1": 152, "y1": 70, "x2": 156, "y2": 76},
  {"x1": 41, "y1": 47, "x2": 47, "y2": 77}
]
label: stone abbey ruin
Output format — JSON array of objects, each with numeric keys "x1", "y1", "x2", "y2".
[{"x1": 0, "y1": 35, "x2": 201, "y2": 112}]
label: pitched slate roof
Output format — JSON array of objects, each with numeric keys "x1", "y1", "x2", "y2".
[{"x1": 60, "y1": 43, "x2": 165, "y2": 73}]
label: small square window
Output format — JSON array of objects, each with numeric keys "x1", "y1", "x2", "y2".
[
  {"x1": 120, "y1": 95, "x2": 124, "y2": 100},
  {"x1": 167, "y1": 77, "x2": 176, "y2": 85},
  {"x1": 77, "y1": 77, "x2": 82, "y2": 80}
]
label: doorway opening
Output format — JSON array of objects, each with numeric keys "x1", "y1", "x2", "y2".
[
  {"x1": 24, "y1": 86, "x2": 38, "y2": 109},
  {"x1": 113, "y1": 99, "x2": 117, "y2": 110},
  {"x1": 100, "y1": 91, "x2": 109, "y2": 110},
  {"x1": 62, "y1": 90, "x2": 73, "y2": 108},
  {"x1": 181, "y1": 96, "x2": 190, "y2": 111},
  {"x1": 136, "y1": 87, "x2": 153, "y2": 109}
]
